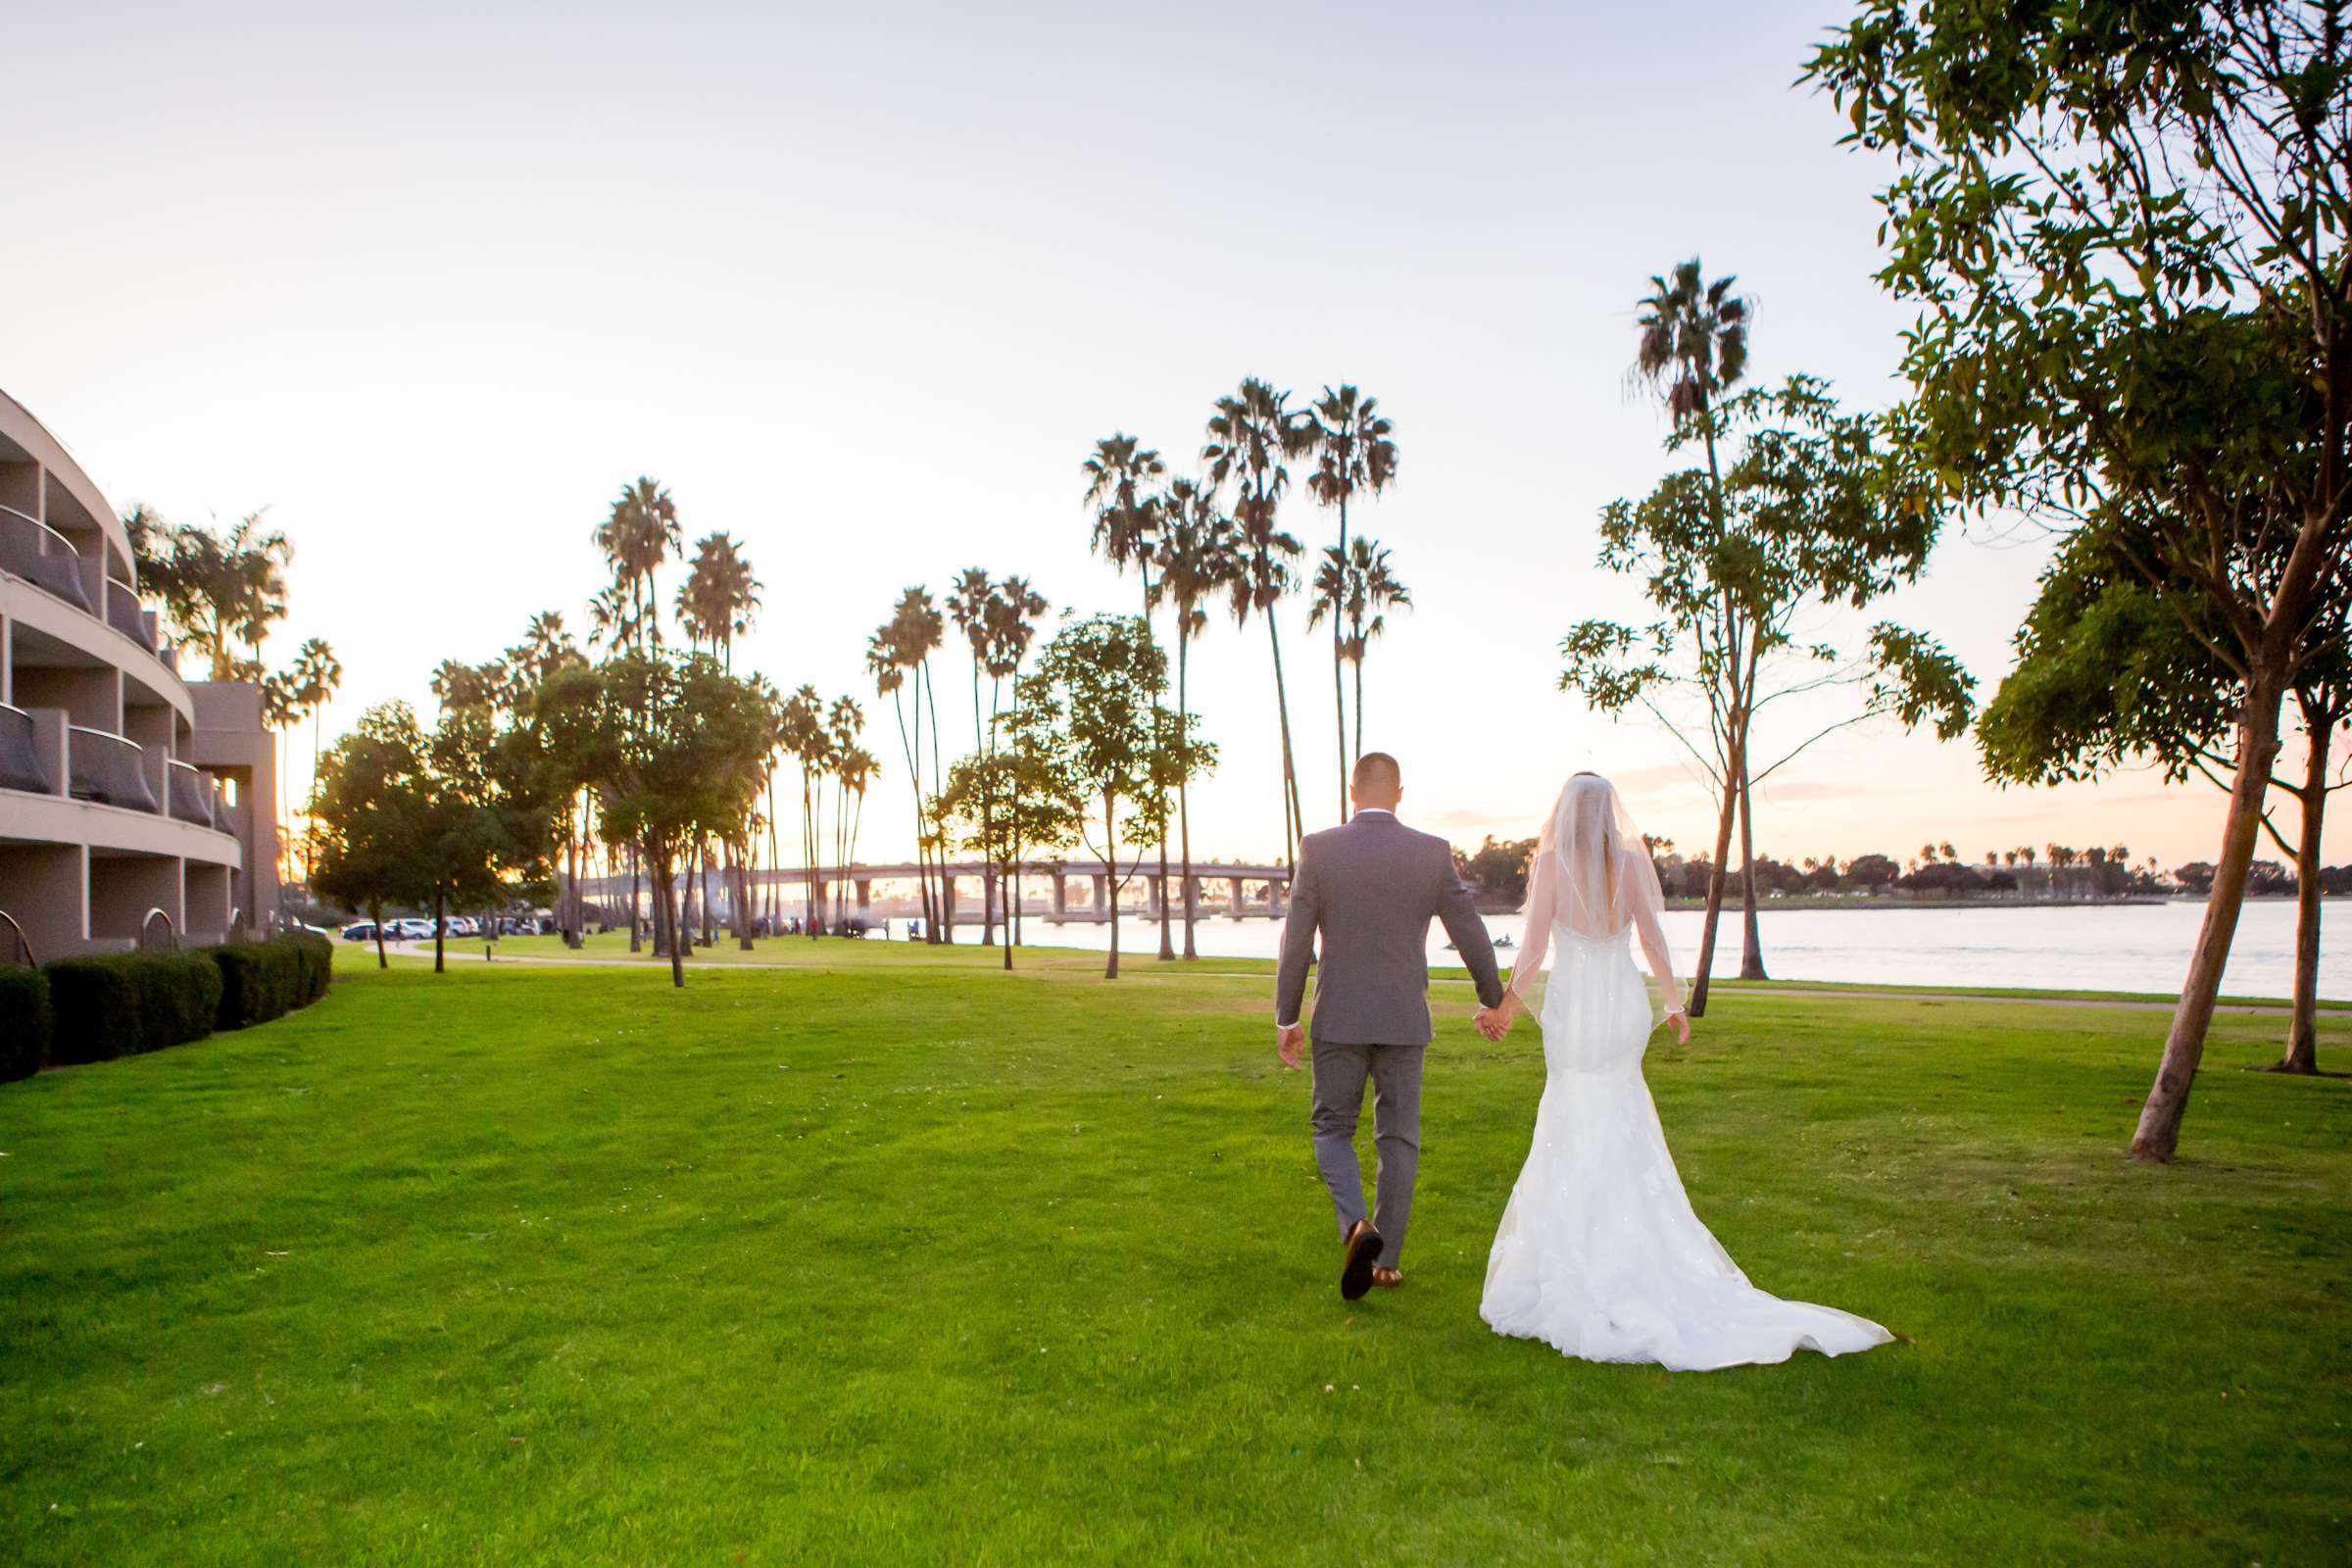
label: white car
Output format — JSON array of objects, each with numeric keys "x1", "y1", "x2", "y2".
[
  {"x1": 390, "y1": 917, "x2": 437, "y2": 941},
  {"x1": 445, "y1": 915, "x2": 477, "y2": 938}
]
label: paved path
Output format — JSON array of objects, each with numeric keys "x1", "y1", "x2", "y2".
[{"x1": 369, "y1": 944, "x2": 2344, "y2": 1017}]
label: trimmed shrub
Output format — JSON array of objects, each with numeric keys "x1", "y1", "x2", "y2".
[
  {"x1": 212, "y1": 933, "x2": 330, "y2": 1030},
  {"x1": 46, "y1": 951, "x2": 220, "y2": 1064},
  {"x1": 0, "y1": 967, "x2": 51, "y2": 1081}
]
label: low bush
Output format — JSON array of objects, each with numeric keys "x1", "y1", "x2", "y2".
[
  {"x1": 213, "y1": 931, "x2": 333, "y2": 1031},
  {"x1": 0, "y1": 968, "x2": 51, "y2": 1080},
  {"x1": 46, "y1": 951, "x2": 220, "y2": 1064}
]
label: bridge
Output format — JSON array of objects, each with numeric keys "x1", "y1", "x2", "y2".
[{"x1": 573, "y1": 859, "x2": 1295, "y2": 925}]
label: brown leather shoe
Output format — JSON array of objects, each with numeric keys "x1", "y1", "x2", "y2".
[
  {"x1": 1371, "y1": 1267, "x2": 1403, "y2": 1290},
  {"x1": 1340, "y1": 1220, "x2": 1384, "y2": 1300}
]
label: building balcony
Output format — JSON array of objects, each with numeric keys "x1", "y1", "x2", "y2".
[
  {"x1": 105, "y1": 574, "x2": 158, "y2": 654},
  {"x1": 0, "y1": 702, "x2": 49, "y2": 794},
  {"x1": 0, "y1": 503, "x2": 94, "y2": 613},
  {"x1": 68, "y1": 724, "x2": 158, "y2": 812}
]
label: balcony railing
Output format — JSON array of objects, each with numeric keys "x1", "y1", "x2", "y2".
[
  {"x1": 0, "y1": 504, "x2": 94, "y2": 612},
  {"x1": 68, "y1": 725, "x2": 157, "y2": 812},
  {"x1": 105, "y1": 576, "x2": 156, "y2": 652},
  {"x1": 0, "y1": 703, "x2": 50, "y2": 794},
  {"x1": 167, "y1": 759, "x2": 218, "y2": 825}
]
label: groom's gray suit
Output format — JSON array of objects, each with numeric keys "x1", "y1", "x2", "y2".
[{"x1": 1275, "y1": 808, "x2": 1503, "y2": 1271}]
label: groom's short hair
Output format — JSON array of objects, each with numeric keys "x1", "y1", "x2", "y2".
[{"x1": 1352, "y1": 752, "x2": 1400, "y2": 797}]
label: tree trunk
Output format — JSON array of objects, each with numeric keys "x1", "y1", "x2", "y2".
[
  {"x1": 1687, "y1": 724, "x2": 1745, "y2": 1017},
  {"x1": 1335, "y1": 491, "x2": 1350, "y2": 815},
  {"x1": 1352, "y1": 631, "x2": 1366, "y2": 767},
  {"x1": 432, "y1": 885, "x2": 446, "y2": 974},
  {"x1": 1103, "y1": 794, "x2": 1120, "y2": 980},
  {"x1": 924, "y1": 661, "x2": 952, "y2": 943},
  {"x1": 628, "y1": 843, "x2": 642, "y2": 953},
  {"x1": 372, "y1": 899, "x2": 387, "y2": 970},
  {"x1": 2132, "y1": 682, "x2": 2284, "y2": 1160},
  {"x1": 1738, "y1": 759, "x2": 1767, "y2": 981},
  {"x1": 1267, "y1": 608, "x2": 1304, "y2": 867},
  {"x1": 1179, "y1": 629, "x2": 1198, "y2": 961},
  {"x1": 2275, "y1": 701, "x2": 2328, "y2": 1075}
]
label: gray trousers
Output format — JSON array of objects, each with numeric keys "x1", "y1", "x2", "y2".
[{"x1": 1308, "y1": 1039, "x2": 1425, "y2": 1272}]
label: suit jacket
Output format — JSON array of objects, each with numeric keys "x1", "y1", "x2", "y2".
[{"x1": 1274, "y1": 810, "x2": 1504, "y2": 1045}]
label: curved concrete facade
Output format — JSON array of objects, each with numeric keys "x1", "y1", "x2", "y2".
[{"x1": 0, "y1": 389, "x2": 275, "y2": 960}]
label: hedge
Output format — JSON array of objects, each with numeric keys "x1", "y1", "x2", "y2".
[
  {"x1": 47, "y1": 951, "x2": 222, "y2": 1064},
  {"x1": 0, "y1": 968, "x2": 50, "y2": 1081},
  {"x1": 215, "y1": 931, "x2": 332, "y2": 1031},
  {"x1": 27, "y1": 932, "x2": 333, "y2": 1074}
]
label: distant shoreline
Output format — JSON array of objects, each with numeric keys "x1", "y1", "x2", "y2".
[{"x1": 1469, "y1": 893, "x2": 2346, "y2": 915}]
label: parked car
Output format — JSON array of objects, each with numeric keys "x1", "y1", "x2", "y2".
[
  {"x1": 390, "y1": 917, "x2": 436, "y2": 941},
  {"x1": 445, "y1": 915, "x2": 477, "y2": 938},
  {"x1": 341, "y1": 921, "x2": 379, "y2": 943}
]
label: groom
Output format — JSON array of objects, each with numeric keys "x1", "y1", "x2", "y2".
[{"x1": 1275, "y1": 752, "x2": 1505, "y2": 1299}]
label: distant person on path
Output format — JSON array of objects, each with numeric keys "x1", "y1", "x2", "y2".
[{"x1": 1275, "y1": 752, "x2": 1505, "y2": 1299}]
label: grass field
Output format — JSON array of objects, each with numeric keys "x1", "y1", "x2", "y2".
[{"x1": 2, "y1": 944, "x2": 2346, "y2": 1563}]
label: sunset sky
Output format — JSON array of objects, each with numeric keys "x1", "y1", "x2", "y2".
[{"x1": 7, "y1": 0, "x2": 2341, "y2": 871}]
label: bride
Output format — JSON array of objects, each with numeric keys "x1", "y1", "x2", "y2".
[{"x1": 1474, "y1": 772, "x2": 1893, "y2": 1370}]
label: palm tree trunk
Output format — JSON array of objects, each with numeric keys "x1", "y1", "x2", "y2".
[
  {"x1": 1266, "y1": 599, "x2": 1304, "y2": 868},
  {"x1": 2275, "y1": 695, "x2": 2328, "y2": 1075},
  {"x1": 1351, "y1": 612, "x2": 1366, "y2": 766},
  {"x1": 1145, "y1": 574, "x2": 1174, "y2": 962},
  {"x1": 923, "y1": 660, "x2": 951, "y2": 943},
  {"x1": 628, "y1": 842, "x2": 642, "y2": 953},
  {"x1": 1178, "y1": 625, "x2": 1198, "y2": 961},
  {"x1": 1333, "y1": 493, "x2": 1349, "y2": 821},
  {"x1": 2133, "y1": 675, "x2": 2286, "y2": 1159}
]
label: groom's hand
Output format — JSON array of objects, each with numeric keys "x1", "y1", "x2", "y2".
[
  {"x1": 1276, "y1": 1022, "x2": 1305, "y2": 1070},
  {"x1": 1473, "y1": 1004, "x2": 1509, "y2": 1041}
]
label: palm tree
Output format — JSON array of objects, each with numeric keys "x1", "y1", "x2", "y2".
[
  {"x1": 947, "y1": 568, "x2": 1003, "y2": 944},
  {"x1": 288, "y1": 637, "x2": 341, "y2": 885},
  {"x1": 1205, "y1": 378, "x2": 1311, "y2": 867},
  {"x1": 780, "y1": 686, "x2": 827, "y2": 937},
  {"x1": 260, "y1": 668, "x2": 308, "y2": 926},
  {"x1": 593, "y1": 477, "x2": 681, "y2": 653},
  {"x1": 1341, "y1": 537, "x2": 1409, "y2": 751},
  {"x1": 983, "y1": 576, "x2": 1050, "y2": 949},
  {"x1": 1153, "y1": 477, "x2": 1237, "y2": 960},
  {"x1": 837, "y1": 743, "x2": 878, "y2": 926},
  {"x1": 1631, "y1": 259, "x2": 1761, "y2": 997},
  {"x1": 826, "y1": 697, "x2": 865, "y2": 927},
  {"x1": 676, "y1": 533, "x2": 761, "y2": 670},
  {"x1": 1305, "y1": 386, "x2": 1398, "y2": 819},
  {"x1": 1085, "y1": 435, "x2": 1175, "y2": 959},
  {"x1": 678, "y1": 533, "x2": 762, "y2": 941}
]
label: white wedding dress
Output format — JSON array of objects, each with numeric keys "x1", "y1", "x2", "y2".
[{"x1": 1479, "y1": 774, "x2": 1892, "y2": 1371}]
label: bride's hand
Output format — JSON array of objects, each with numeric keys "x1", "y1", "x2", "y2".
[{"x1": 1666, "y1": 1009, "x2": 1690, "y2": 1046}]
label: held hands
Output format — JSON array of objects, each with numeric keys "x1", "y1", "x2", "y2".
[
  {"x1": 1473, "y1": 994, "x2": 1521, "y2": 1042},
  {"x1": 1276, "y1": 1022, "x2": 1306, "y2": 1071}
]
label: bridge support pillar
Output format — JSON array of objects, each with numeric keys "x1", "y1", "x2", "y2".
[
  {"x1": 1147, "y1": 875, "x2": 1163, "y2": 917},
  {"x1": 1053, "y1": 874, "x2": 1067, "y2": 916},
  {"x1": 1092, "y1": 874, "x2": 1107, "y2": 911},
  {"x1": 855, "y1": 878, "x2": 871, "y2": 912},
  {"x1": 1229, "y1": 877, "x2": 1246, "y2": 918}
]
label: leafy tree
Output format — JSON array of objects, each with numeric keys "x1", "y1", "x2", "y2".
[
  {"x1": 288, "y1": 638, "x2": 342, "y2": 886},
  {"x1": 1084, "y1": 436, "x2": 1179, "y2": 960},
  {"x1": 1561, "y1": 376, "x2": 1974, "y2": 1013},
  {"x1": 1018, "y1": 615, "x2": 1181, "y2": 979},
  {"x1": 308, "y1": 703, "x2": 431, "y2": 969},
  {"x1": 547, "y1": 652, "x2": 771, "y2": 988},
  {"x1": 1980, "y1": 534, "x2": 2352, "y2": 1072},
  {"x1": 128, "y1": 509, "x2": 292, "y2": 680},
  {"x1": 1455, "y1": 836, "x2": 1540, "y2": 904},
  {"x1": 1808, "y1": 2, "x2": 2352, "y2": 1159},
  {"x1": 938, "y1": 712, "x2": 1081, "y2": 972},
  {"x1": 1304, "y1": 385, "x2": 1399, "y2": 817},
  {"x1": 1845, "y1": 853, "x2": 1900, "y2": 890}
]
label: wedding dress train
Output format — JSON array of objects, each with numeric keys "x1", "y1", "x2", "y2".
[{"x1": 1479, "y1": 776, "x2": 1892, "y2": 1371}]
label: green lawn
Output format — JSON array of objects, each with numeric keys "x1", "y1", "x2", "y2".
[{"x1": 2, "y1": 946, "x2": 2346, "y2": 1563}]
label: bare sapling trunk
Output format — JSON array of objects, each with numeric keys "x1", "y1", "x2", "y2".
[
  {"x1": 2275, "y1": 706, "x2": 2328, "y2": 1074},
  {"x1": 2133, "y1": 684, "x2": 2284, "y2": 1159},
  {"x1": 1738, "y1": 760, "x2": 1767, "y2": 980},
  {"x1": 1688, "y1": 723, "x2": 1746, "y2": 1017},
  {"x1": 1103, "y1": 794, "x2": 1120, "y2": 981}
]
